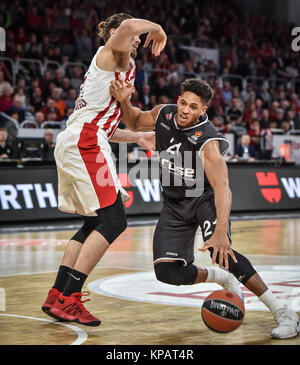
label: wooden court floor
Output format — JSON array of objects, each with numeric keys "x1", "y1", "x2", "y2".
[{"x1": 0, "y1": 218, "x2": 300, "y2": 346}]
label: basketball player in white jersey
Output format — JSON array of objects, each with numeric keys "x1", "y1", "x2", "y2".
[{"x1": 41, "y1": 13, "x2": 167, "y2": 326}]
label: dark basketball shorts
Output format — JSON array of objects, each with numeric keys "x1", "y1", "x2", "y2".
[{"x1": 153, "y1": 195, "x2": 232, "y2": 266}]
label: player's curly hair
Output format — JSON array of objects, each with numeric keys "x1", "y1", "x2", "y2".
[
  {"x1": 97, "y1": 13, "x2": 133, "y2": 43},
  {"x1": 182, "y1": 78, "x2": 214, "y2": 105}
]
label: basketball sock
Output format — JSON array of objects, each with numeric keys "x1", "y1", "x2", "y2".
[
  {"x1": 259, "y1": 289, "x2": 283, "y2": 315},
  {"x1": 52, "y1": 265, "x2": 73, "y2": 292},
  {"x1": 63, "y1": 269, "x2": 88, "y2": 297},
  {"x1": 205, "y1": 267, "x2": 230, "y2": 285}
]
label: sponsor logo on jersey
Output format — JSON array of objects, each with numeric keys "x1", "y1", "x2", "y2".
[
  {"x1": 194, "y1": 131, "x2": 202, "y2": 138},
  {"x1": 187, "y1": 137, "x2": 197, "y2": 145},
  {"x1": 160, "y1": 122, "x2": 170, "y2": 130},
  {"x1": 166, "y1": 138, "x2": 182, "y2": 155},
  {"x1": 166, "y1": 113, "x2": 173, "y2": 120}
]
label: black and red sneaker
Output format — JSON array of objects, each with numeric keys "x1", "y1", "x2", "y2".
[
  {"x1": 42, "y1": 288, "x2": 61, "y2": 315},
  {"x1": 48, "y1": 291, "x2": 101, "y2": 327}
]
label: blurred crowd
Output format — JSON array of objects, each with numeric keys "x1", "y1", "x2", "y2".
[{"x1": 0, "y1": 0, "x2": 300, "y2": 161}]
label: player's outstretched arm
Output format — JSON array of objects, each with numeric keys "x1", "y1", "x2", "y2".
[
  {"x1": 109, "y1": 129, "x2": 155, "y2": 151},
  {"x1": 198, "y1": 140, "x2": 237, "y2": 269},
  {"x1": 107, "y1": 18, "x2": 167, "y2": 56},
  {"x1": 110, "y1": 77, "x2": 164, "y2": 131},
  {"x1": 97, "y1": 19, "x2": 167, "y2": 71}
]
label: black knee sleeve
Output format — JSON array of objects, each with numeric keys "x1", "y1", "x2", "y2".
[
  {"x1": 208, "y1": 248, "x2": 257, "y2": 284},
  {"x1": 71, "y1": 216, "x2": 100, "y2": 243},
  {"x1": 154, "y1": 261, "x2": 198, "y2": 286},
  {"x1": 95, "y1": 192, "x2": 128, "y2": 244}
]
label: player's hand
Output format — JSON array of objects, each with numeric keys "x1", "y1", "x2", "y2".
[
  {"x1": 110, "y1": 76, "x2": 135, "y2": 102},
  {"x1": 137, "y1": 131, "x2": 155, "y2": 151},
  {"x1": 198, "y1": 230, "x2": 237, "y2": 270},
  {"x1": 143, "y1": 26, "x2": 167, "y2": 57}
]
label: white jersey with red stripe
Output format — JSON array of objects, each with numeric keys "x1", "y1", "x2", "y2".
[
  {"x1": 54, "y1": 46, "x2": 136, "y2": 215},
  {"x1": 66, "y1": 46, "x2": 136, "y2": 139}
]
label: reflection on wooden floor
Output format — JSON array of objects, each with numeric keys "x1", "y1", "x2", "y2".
[{"x1": 0, "y1": 218, "x2": 300, "y2": 345}]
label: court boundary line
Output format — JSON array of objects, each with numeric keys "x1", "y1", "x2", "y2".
[{"x1": 0, "y1": 313, "x2": 88, "y2": 345}]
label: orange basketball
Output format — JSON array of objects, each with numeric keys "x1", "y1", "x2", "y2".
[{"x1": 201, "y1": 290, "x2": 245, "y2": 333}]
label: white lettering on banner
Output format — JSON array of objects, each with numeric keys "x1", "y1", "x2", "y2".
[
  {"x1": 281, "y1": 177, "x2": 300, "y2": 198},
  {"x1": 16, "y1": 184, "x2": 34, "y2": 209},
  {"x1": 0, "y1": 185, "x2": 22, "y2": 210},
  {"x1": 34, "y1": 183, "x2": 57, "y2": 208},
  {"x1": 0, "y1": 183, "x2": 57, "y2": 210},
  {"x1": 135, "y1": 179, "x2": 161, "y2": 202}
]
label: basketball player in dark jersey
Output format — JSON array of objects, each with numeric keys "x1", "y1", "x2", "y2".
[{"x1": 110, "y1": 77, "x2": 300, "y2": 339}]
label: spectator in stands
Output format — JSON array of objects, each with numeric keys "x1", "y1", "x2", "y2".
[
  {"x1": 235, "y1": 134, "x2": 257, "y2": 161},
  {"x1": 295, "y1": 111, "x2": 300, "y2": 130},
  {"x1": 61, "y1": 77, "x2": 72, "y2": 99},
  {"x1": 280, "y1": 121, "x2": 291, "y2": 134},
  {"x1": 63, "y1": 108, "x2": 74, "y2": 122},
  {"x1": 260, "y1": 109, "x2": 271, "y2": 129},
  {"x1": 158, "y1": 95, "x2": 171, "y2": 104},
  {"x1": 51, "y1": 87, "x2": 67, "y2": 119},
  {"x1": 248, "y1": 119, "x2": 262, "y2": 157},
  {"x1": 34, "y1": 111, "x2": 45, "y2": 128},
  {"x1": 30, "y1": 87, "x2": 45, "y2": 113},
  {"x1": 13, "y1": 87, "x2": 27, "y2": 108},
  {"x1": 180, "y1": 59, "x2": 195, "y2": 80},
  {"x1": 286, "y1": 110, "x2": 296, "y2": 130},
  {"x1": 285, "y1": 60, "x2": 299, "y2": 79},
  {"x1": 149, "y1": 94, "x2": 158, "y2": 109},
  {"x1": 24, "y1": 43, "x2": 41, "y2": 59},
  {"x1": 289, "y1": 93, "x2": 300, "y2": 110},
  {"x1": 0, "y1": 127, "x2": 13, "y2": 159},
  {"x1": 152, "y1": 76, "x2": 171, "y2": 100},
  {"x1": 6, "y1": 99, "x2": 26, "y2": 124},
  {"x1": 0, "y1": 85, "x2": 14, "y2": 113},
  {"x1": 222, "y1": 81, "x2": 233, "y2": 106},
  {"x1": 232, "y1": 86, "x2": 244, "y2": 112},
  {"x1": 256, "y1": 83, "x2": 271, "y2": 108},
  {"x1": 195, "y1": 63, "x2": 206, "y2": 79},
  {"x1": 131, "y1": 91, "x2": 144, "y2": 109},
  {"x1": 139, "y1": 83, "x2": 152, "y2": 110},
  {"x1": 269, "y1": 100, "x2": 280, "y2": 122},
  {"x1": 167, "y1": 72, "x2": 181, "y2": 103},
  {"x1": 0, "y1": 71, "x2": 12, "y2": 96},
  {"x1": 273, "y1": 108, "x2": 285, "y2": 129},
  {"x1": 134, "y1": 59, "x2": 145, "y2": 93},
  {"x1": 241, "y1": 83, "x2": 256, "y2": 106},
  {"x1": 255, "y1": 98, "x2": 264, "y2": 120},
  {"x1": 41, "y1": 129, "x2": 55, "y2": 161},
  {"x1": 70, "y1": 66, "x2": 84, "y2": 92},
  {"x1": 225, "y1": 97, "x2": 243, "y2": 127},
  {"x1": 46, "y1": 110, "x2": 60, "y2": 124},
  {"x1": 211, "y1": 78, "x2": 224, "y2": 109},
  {"x1": 64, "y1": 88, "x2": 78, "y2": 109},
  {"x1": 41, "y1": 98, "x2": 60, "y2": 121}
]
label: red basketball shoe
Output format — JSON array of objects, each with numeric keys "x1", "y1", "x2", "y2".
[
  {"x1": 48, "y1": 291, "x2": 101, "y2": 327},
  {"x1": 42, "y1": 288, "x2": 61, "y2": 315}
]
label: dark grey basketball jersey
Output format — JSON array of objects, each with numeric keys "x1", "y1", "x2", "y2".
[{"x1": 155, "y1": 104, "x2": 229, "y2": 200}]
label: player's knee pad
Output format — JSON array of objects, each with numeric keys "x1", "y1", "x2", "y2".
[
  {"x1": 71, "y1": 216, "x2": 100, "y2": 244},
  {"x1": 208, "y1": 247, "x2": 257, "y2": 284},
  {"x1": 154, "y1": 261, "x2": 198, "y2": 286},
  {"x1": 94, "y1": 216, "x2": 127, "y2": 244},
  {"x1": 95, "y1": 192, "x2": 128, "y2": 244}
]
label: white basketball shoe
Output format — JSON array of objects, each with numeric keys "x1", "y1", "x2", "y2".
[
  {"x1": 271, "y1": 305, "x2": 299, "y2": 339},
  {"x1": 221, "y1": 271, "x2": 244, "y2": 302}
]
